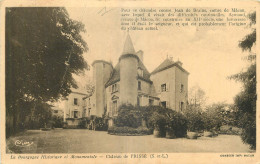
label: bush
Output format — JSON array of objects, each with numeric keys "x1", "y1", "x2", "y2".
[
  {"x1": 237, "y1": 112, "x2": 255, "y2": 149},
  {"x1": 108, "y1": 126, "x2": 150, "y2": 135},
  {"x1": 184, "y1": 107, "x2": 204, "y2": 132},
  {"x1": 219, "y1": 125, "x2": 242, "y2": 135},
  {"x1": 95, "y1": 117, "x2": 108, "y2": 131},
  {"x1": 114, "y1": 104, "x2": 142, "y2": 128},
  {"x1": 112, "y1": 105, "x2": 187, "y2": 138},
  {"x1": 149, "y1": 112, "x2": 168, "y2": 137},
  {"x1": 51, "y1": 115, "x2": 63, "y2": 128},
  {"x1": 167, "y1": 111, "x2": 187, "y2": 138},
  {"x1": 202, "y1": 112, "x2": 216, "y2": 131},
  {"x1": 78, "y1": 118, "x2": 87, "y2": 129}
]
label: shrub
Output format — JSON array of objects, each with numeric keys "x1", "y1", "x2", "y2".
[
  {"x1": 184, "y1": 107, "x2": 204, "y2": 132},
  {"x1": 219, "y1": 125, "x2": 242, "y2": 135},
  {"x1": 145, "y1": 106, "x2": 174, "y2": 128},
  {"x1": 149, "y1": 112, "x2": 168, "y2": 137},
  {"x1": 51, "y1": 115, "x2": 63, "y2": 128},
  {"x1": 167, "y1": 111, "x2": 188, "y2": 137},
  {"x1": 93, "y1": 117, "x2": 108, "y2": 131},
  {"x1": 112, "y1": 105, "x2": 187, "y2": 138},
  {"x1": 78, "y1": 118, "x2": 87, "y2": 129},
  {"x1": 114, "y1": 104, "x2": 142, "y2": 128},
  {"x1": 201, "y1": 112, "x2": 215, "y2": 131},
  {"x1": 107, "y1": 126, "x2": 150, "y2": 135}
]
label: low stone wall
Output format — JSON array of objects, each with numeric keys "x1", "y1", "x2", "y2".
[{"x1": 65, "y1": 119, "x2": 82, "y2": 129}]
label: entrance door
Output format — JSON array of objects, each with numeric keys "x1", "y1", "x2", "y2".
[
  {"x1": 112, "y1": 100, "x2": 118, "y2": 115},
  {"x1": 74, "y1": 111, "x2": 79, "y2": 118}
]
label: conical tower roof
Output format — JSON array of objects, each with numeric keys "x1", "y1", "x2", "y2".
[{"x1": 122, "y1": 33, "x2": 135, "y2": 55}]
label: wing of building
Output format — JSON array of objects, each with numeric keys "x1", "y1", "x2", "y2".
[{"x1": 64, "y1": 33, "x2": 189, "y2": 122}]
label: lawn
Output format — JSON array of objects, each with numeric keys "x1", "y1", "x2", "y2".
[{"x1": 6, "y1": 129, "x2": 253, "y2": 153}]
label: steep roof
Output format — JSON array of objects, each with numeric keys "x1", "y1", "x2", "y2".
[
  {"x1": 151, "y1": 58, "x2": 189, "y2": 75},
  {"x1": 122, "y1": 33, "x2": 135, "y2": 55},
  {"x1": 105, "y1": 63, "x2": 120, "y2": 87},
  {"x1": 105, "y1": 59, "x2": 152, "y2": 87}
]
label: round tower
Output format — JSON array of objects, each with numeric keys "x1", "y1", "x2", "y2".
[
  {"x1": 119, "y1": 33, "x2": 138, "y2": 105},
  {"x1": 92, "y1": 60, "x2": 113, "y2": 117}
]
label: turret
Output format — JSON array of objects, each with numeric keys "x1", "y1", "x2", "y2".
[
  {"x1": 92, "y1": 60, "x2": 113, "y2": 117},
  {"x1": 119, "y1": 33, "x2": 138, "y2": 105}
]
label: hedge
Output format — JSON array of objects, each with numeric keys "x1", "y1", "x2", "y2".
[{"x1": 108, "y1": 126, "x2": 151, "y2": 136}]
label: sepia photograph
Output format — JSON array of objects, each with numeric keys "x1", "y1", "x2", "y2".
[{"x1": 1, "y1": 1, "x2": 258, "y2": 163}]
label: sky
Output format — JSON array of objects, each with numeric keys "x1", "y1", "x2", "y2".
[{"x1": 66, "y1": 7, "x2": 254, "y2": 105}]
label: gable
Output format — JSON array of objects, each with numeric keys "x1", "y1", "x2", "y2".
[
  {"x1": 151, "y1": 58, "x2": 189, "y2": 75},
  {"x1": 105, "y1": 57, "x2": 152, "y2": 87}
]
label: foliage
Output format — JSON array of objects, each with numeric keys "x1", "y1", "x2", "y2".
[
  {"x1": 184, "y1": 106, "x2": 204, "y2": 132},
  {"x1": 25, "y1": 101, "x2": 53, "y2": 129},
  {"x1": 149, "y1": 112, "x2": 168, "y2": 131},
  {"x1": 166, "y1": 111, "x2": 188, "y2": 138},
  {"x1": 114, "y1": 104, "x2": 142, "y2": 128},
  {"x1": 143, "y1": 105, "x2": 174, "y2": 129},
  {"x1": 85, "y1": 82, "x2": 95, "y2": 96},
  {"x1": 94, "y1": 117, "x2": 108, "y2": 131},
  {"x1": 51, "y1": 116, "x2": 63, "y2": 128},
  {"x1": 112, "y1": 105, "x2": 188, "y2": 138},
  {"x1": 201, "y1": 112, "x2": 215, "y2": 131},
  {"x1": 229, "y1": 11, "x2": 256, "y2": 150},
  {"x1": 204, "y1": 103, "x2": 238, "y2": 128},
  {"x1": 6, "y1": 8, "x2": 88, "y2": 137},
  {"x1": 108, "y1": 126, "x2": 151, "y2": 136},
  {"x1": 219, "y1": 125, "x2": 242, "y2": 135},
  {"x1": 188, "y1": 85, "x2": 207, "y2": 107}
]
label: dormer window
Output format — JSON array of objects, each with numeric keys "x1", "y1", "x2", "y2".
[
  {"x1": 137, "y1": 67, "x2": 143, "y2": 77},
  {"x1": 111, "y1": 83, "x2": 119, "y2": 93}
]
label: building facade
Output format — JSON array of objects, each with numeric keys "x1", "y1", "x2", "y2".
[
  {"x1": 63, "y1": 89, "x2": 88, "y2": 121},
  {"x1": 86, "y1": 33, "x2": 189, "y2": 118}
]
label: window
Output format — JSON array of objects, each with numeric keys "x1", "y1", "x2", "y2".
[
  {"x1": 181, "y1": 84, "x2": 184, "y2": 93},
  {"x1": 161, "y1": 101, "x2": 166, "y2": 108},
  {"x1": 138, "y1": 81, "x2": 141, "y2": 90},
  {"x1": 74, "y1": 98, "x2": 78, "y2": 105},
  {"x1": 88, "y1": 109, "x2": 91, "y2": 116},
  {"x1": 83, "y1": 109, "x2": 86, "y2": 117},
  {"x1": 112, "y1": 83, "x2": 119, "y2": 93},
  {"x1": 112, "y1": 100, "x2": 118, "y2": 115},
  {"x1": 137, "y1": 96, "x2": 141, "y2": 106},
  {"x1": 137, "y1": 68, "x2": 143, "y2": 77},
  {"x1": 180, "y1": 102, "x2": 184, "y2": 111},
  {"x1": 161, "y1": 84, "x2": 166, "y2": 92},
  {"x1": 74, "y1": 111, "x2": 79, "y2": 118},
  {"x1": 149, "y1": 99, "x2": 154, "y2": 106}
]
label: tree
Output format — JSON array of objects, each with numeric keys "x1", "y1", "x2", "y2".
[
  {"x1": 85, "y1": 82, "x2": 95, "y2": 96},
  {"x1": 188, "y1": 85, "x2": 207, "y2": 108},
  {"x1": 229, "y1": 11, "x2": 256, "y2": 149},
  {"x1": 6, "y1": 8, "x2": 88, "y2": 137}
]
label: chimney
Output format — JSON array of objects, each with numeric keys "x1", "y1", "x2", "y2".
[{"x1": 136, "y1": 50, "x2": 143, "y2": 62}]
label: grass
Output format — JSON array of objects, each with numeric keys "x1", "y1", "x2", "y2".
[{"x1": 6, "y1": 129, "x2": 253, "y2": 153}]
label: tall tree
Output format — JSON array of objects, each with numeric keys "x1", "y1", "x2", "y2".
[
  {"x1": 188, "y1": 85, "x2": 207, "y2": 108},
  {"x1": 229, "y1": 11, "x2": 256, "y2": 149},
  {"x1": 6, "y1": 8, "x2": 88, "y2": 137}
]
